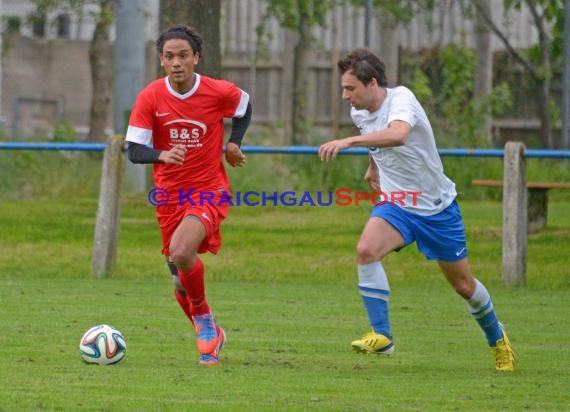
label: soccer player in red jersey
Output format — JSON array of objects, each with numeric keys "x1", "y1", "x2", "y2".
[{"x1": 126, "y1": 25, "x2": 252, "y2": 365}]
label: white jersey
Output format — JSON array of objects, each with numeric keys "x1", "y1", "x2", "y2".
[{"x1": 351, "y1": 86, "x2": 456, "y2": 215}]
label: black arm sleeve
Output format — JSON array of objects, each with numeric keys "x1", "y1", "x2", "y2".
[
  {"x1": 228, "y1": 102, "x2": 252, "y2": 147},
  {"x1": 127, "y1": 142, "x2": 163, "y2": 164}
]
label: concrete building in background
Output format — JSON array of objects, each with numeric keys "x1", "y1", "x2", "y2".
[
  {"x1": 1, "y1": 0, "x2": 159, "y2": 41},
  {"x1": 0, "y1": 0, "x2": 159, "y2": 140}
]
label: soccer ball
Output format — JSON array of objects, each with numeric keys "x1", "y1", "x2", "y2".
[{"x1": 79, "y1": 324, "x2": 127, "y2": 365}]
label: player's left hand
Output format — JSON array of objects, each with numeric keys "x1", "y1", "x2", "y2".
[
  {"x1": 319, "y1": 139, "x2": 350, "y2": 162},
  {"x1": 364, "y1": 166, "x2": 380, "y2": 191},
  {"x1": 225, "y1": 142, "x2": 246, "y2": 167}
]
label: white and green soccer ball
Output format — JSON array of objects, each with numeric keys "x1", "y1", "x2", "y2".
[{"x1": 79, "y1": 324, "x2": 127, "y2": 365}]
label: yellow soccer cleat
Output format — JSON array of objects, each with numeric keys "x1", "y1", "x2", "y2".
[
  {"x1": 492, "y1": 323, "x2": 515, "y2": 372},
  {"x1": 351, "y1": 332, "x2": 394, "y2": 355}
]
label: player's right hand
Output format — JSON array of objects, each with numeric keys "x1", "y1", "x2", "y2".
[
  {"x1": 318, "y1": 139, "x2": 350, "y2": 162},
  {"x1": 159, "y1": 144, "x2": 187, "y2": 165}
]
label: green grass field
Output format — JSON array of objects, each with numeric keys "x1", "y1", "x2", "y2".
[{"x1": 1, "y1": 194, "x2": 569, "y2": 411}]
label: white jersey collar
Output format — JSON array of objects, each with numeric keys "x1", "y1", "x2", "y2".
[{"x1": 165, "y1": 73, "x2": 201, "y2": 99}]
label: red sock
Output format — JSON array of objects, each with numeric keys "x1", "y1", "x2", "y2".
[
  {"x1": 173, "y1": 288, "x2": 194, "y2": 324},
  {"x1": 178, "y1": 257, "x2": 210, "y2": 316}
]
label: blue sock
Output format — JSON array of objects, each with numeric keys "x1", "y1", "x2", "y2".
[
  {"x1": 358, "y1": 262, "x2": 391, "y2": 338},
  {"x1": 465, "y1": 279, "x2": 503, "y2": 346}
]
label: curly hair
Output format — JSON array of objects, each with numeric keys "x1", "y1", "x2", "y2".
[
  {"x1": 156, "y1": 24, "x2": 203, "y2": 56},
  {"x1": 337, "y1": 48, "x2": 388, "y2": 87}
]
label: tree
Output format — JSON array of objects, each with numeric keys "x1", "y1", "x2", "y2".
[
  {"x1": 159, "y1": 0, "x2": 222, "y2": 79},
  {"x1": 29, "y1": 0, "x2": 115, "y2": 142},
  {"x1": 474, "y1": 0, "x2": 494, "y2": 144},
  {"x1": 470, "y1": 0, "x2": 564, "y2": 148},
  {"x1": 88, "y1": 0, "x2": 115, "y2": 142},
  {"x1": 257, "y1": 0, "x2": 439, "y2": 144},
  {"x1": 259, "y1": 0, "x2": 331, "y2": 144},
  {"x1": 357, "y1": 0, "x2": 436, "y2": 84},
  {"x1": 364, "y1": 0, "x2": 558, "y2": 147}
]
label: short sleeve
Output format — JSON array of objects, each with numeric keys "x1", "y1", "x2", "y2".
[
  {"x1": 387, "y1": 88, "x2": 417, "y2": 128},
  {"x1": 219, "y1": 80, "x2": 250, "y2": 118},
  {"x1": 125, "y1": 88, "x2": 154, "y2": 145}
]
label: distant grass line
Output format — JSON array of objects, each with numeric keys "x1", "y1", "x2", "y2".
[{"x1": 1, "y1": 150, "x2": 568, "y2": 202}]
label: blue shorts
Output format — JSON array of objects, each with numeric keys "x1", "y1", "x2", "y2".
[{"x1": 370, "y1": 199, "x2": 467, "y2": 262}]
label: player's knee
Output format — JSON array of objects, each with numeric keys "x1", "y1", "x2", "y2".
[
  {"x1": 452, "y1": 279, "x2": 474, "y2": 299},
  {"x1": 356, "y1": 239, "x2": 381, "y2": 264},
  {"x1": 169, "y1": 250, "x2": 196, "y2": 272}
]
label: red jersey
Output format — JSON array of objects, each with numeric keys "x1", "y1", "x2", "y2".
[{"x1": 126, "y1": 74, "x2": 249, "y2": 203}]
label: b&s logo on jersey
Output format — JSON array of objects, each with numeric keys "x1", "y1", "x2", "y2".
[{"x1": 164, "y1": 119, "x2": 208, "y2": 148}]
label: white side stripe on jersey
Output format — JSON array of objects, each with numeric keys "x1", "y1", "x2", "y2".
[
  {"x1": 125, "y1": 125, "x2": 153, "y2": 146},
  {"x1": 234, "y1": 90, "x2": 250, "y2": 118}
]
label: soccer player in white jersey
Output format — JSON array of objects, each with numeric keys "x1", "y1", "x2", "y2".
[{"x1": 319, "y1": 48, "x2": 515, "y2": 371}]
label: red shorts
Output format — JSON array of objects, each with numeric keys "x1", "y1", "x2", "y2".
[{"x1": 156, "y1": 191, "x2": 229, "y2": 256}]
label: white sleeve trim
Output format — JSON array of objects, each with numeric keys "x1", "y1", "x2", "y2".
[
  {"x1": 233, "y1": 90, "x2": 250, "y2": 118},
  {"x1": 125, "y1": 125, "x2": 153, "y2": 146}
]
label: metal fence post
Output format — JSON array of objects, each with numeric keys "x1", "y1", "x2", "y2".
[
  {"x1": 92, "y1": 135, "x2": 125, "y2": 278},
  {"x1": 502, "y1": 141, "x2": 527, "y2": 286}
]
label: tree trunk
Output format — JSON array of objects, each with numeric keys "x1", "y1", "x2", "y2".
[
  {"x1": 187, "y1": 0, "x2": 222, "y2": 79},
  {"x1": 159, "y1": 0, "x2": 187, "y2": 27},
  {"x1": 87, "y1": 0, "x2": 115, "y2": 142},
  {"x1": 377, "y1": 11, "x2": 399, "y2": 86},
  {"x1": 330, "y1": 4, "x2": 341, "y2": 138},
  {"x1": 528, "y1": 0, "x2": 554, "y2": 148},
  {"x1": 159, "y1": 0, "x2": 222, "y2": 79},
  {"x1": 536, "y1": 13, "x2": 554, "y2": 149},
  {"x1": 537, "y1": 78, "x2": 554, "y2": 148},
  {"x1": 469, "y1": 0, "x2": 555, "y2": 148},
  {"x1": 281, "y1": 30, "x2": 296, "y2": 144},
  {"x1": 474, "y1": 0, "x2": 493, "y2": 145},
  {"x1": 291, "y1": 8, "x2": 312, "y2": 145}
]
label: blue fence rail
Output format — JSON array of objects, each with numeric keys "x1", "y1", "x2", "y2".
[{"x1": 1, "y1": 141, "x2": 570, "y2": 158}]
